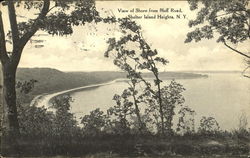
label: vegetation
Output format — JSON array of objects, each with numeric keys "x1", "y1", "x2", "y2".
[
  {"x1": 1, "y1": 71, "x2": 248, "y2": 157},
  {"x1": 0, "y1": 0, "x2": 113, "y2": 154},
  {"x1": 7, "y1": 93, "x2": 250, "y2": 157},
  {"x1": 186, "y1": 0, "x2": 250, "y2": 77},
  {"x1": 104, "y1": 18, "x2": 202, "y2": 135},
  {"x1": 0, "y1": 0, "x2": 248, "y2": 156},
  {"x1": 3, "y1": 17, "x2": 246, "y2": 157},
  {"x1": 186, "y1": 0, "x2": 249, "y2": 58}
]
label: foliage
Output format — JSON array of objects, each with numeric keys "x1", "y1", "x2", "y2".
[
  {"x1": 177, "y1": 106, "x2": 196, "y2": 134},
  {"x1": 234, "y1": 111, "x2": 250, "y2": 138},
  {"x1": 16, "y1": 82, "x2": 79, "y2": 138},
  {"x1": 198, "y1": 116, "x2": 220, "y2": 134},
  {"x1": 0, "y1": 1, "x2": 117, "y2": 153},
  {"x1": 15, "y1": 80, "x2": 53, "y2": 137},
  {"x1": 142, "y1": 80, "x2": 186, "y2": 134},
  {"x1": 105, "y1": 18, "x2": 188, "y2": 135},
  {"x1": 51, "y1": 95, "x2": 79, "y2": 137},
  {"x1": 107, "y1": 90, "x2": 134, "y2": 134},
  {"x1": 185, "y1": 0, "x2": 250, "y2": 59},
  {"x1": 0, "y1": 0, "x2": 114, "y2": 154},
  {"x1": 238, "y1": 111, "x2": 248, "y2": 132},
  {"x1": 18, "y1": 105, "x2": 54, "y2": 137},
  {"x1": 16, "y1": 79, "x2": 37, "y2": 94},
  {"x1": 4, "y1": 0, "x2": 101, "y2": 40},
  {"x1": 18, "y1": 94, "x2": 80, "y2": 138},
  {"x1": 15, "y1": 79, "x2": 38, "y2": 104},
  {"x1": 81, "y1": 108, "x2": 109, "y2": 136},
  {"x1": 14, "y1": 89, "x2": 250, "y2": 156},
  {"x1": 161, "y1": 80, "x2": 186, "y2": 133}
]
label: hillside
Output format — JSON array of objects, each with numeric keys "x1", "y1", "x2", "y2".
[
  {"x1": 13, "y1": 68, "x2": 208, "y2": 97},
  {"x1": 16, "y1": 68, "x2": 126, "y2": 96}
]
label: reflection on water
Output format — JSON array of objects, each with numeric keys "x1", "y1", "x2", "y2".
[{"x1": 70, "y1": 73, "x2": 250, "y2": 130}]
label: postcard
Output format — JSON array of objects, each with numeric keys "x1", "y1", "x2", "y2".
[{"x1": 0, "y1": 0, "x2": 249, "y2": 157}]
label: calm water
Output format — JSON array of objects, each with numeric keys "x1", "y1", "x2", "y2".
[{"x1": 70, "y1": 73, "x2": 250, "y2": 130}]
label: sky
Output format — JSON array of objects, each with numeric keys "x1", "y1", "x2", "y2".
[{"x1": 1, "y1": 1, "x2": 249, "y2": 72}]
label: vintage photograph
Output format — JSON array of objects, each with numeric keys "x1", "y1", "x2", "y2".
[{"x1": 0, "y1": 0, "x2": 250, "y2": 157}]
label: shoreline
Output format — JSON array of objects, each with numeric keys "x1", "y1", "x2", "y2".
[
  {"x1": 30, "y1": 78, "x2": 125, "y2": 110},
  {"x1": 31, "y1": 74, "x2": 208, "y2": 110}
]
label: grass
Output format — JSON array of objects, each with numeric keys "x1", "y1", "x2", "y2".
[
  {"x1": 4, "y1": 155, "x2": 250, "y2": 158},
  {"x1": 3, "y1": 133, "x2": 248, "y2": 157}
]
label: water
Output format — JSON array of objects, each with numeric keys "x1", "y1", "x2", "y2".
[{"x1": 70, "y1": 73, "x2": 250, "y2": 130}]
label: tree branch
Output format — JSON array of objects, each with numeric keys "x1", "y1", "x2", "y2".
[
  {"x1": 12, "y1": 0, "x2": 50, "y2": 66},
  {"x1": 214, "y1": 12, "x2": 233, "y2": 18},
  {"x1": 8, "y1": 0, "x2": 19, "y2": 47},
  {"x1": 19, "y1": 0, "x2": 50, "y2": 47},
  {"x1": 223, "y1": 41, "x2": 250, "y2": 59},
  {"x1": 0, "y1": 11, "x2": 9, "y2": 63},
  {"x1": 48, "y1": 5, "x2": 56, "y2": 13},
  {"x1": 242, "y1": 66, "x2": 250, "y2": 78}
]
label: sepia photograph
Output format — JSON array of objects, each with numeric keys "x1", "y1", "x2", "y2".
[{"x1": 0, "y1": 0, "x2": 250, "y2": 157}]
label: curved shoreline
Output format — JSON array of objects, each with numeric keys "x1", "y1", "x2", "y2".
[
  {"x1": 31, "y1": 74, "x2": 208, "y2": 110},
  {"x1": 31, "y1": 78, "x2": 126, "y2": 110}
]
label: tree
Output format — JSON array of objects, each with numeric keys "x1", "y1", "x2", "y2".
[
  {"x1": 177, "y1": 106, "x2": 196, "y2": 134},
  {"x1": 81, "y1": 108, "x2": 108, "y2": 136},
  {"x1": 105, "y1": 18, "x2": 167, "y2": 134},
  {"x1": 15, "y1": 79, "x2": 53, "y2": 138},
  {"x1": 185, "y1": 0, "x2": 250, "y2": 76},
  {"x1": 0, "y1": 0, "x2": 106, "y2": 155},
  {"x1": 238, "y1": 111, "x2": 248, "y2": 133},
  {"x1": 105, "y1": 18, "x2": 186, "y2": 135},
  {"x1": 198, "y1": 116, "x2": 220, "y2": 134},
  {"x1": 51, "y1": 95, "x2": 79, "y2": 138},
  {"x1": 160, "y1": 80, "x2": 185, "y2": 134},
  {"x1": 107, "y1": 91, "x2": 134, "y2": 135},
  {"x1": 105, "y1": 36, "x2": 146, "y2": 133}
]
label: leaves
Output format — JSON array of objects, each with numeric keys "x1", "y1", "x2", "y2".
[
  {"x1": 81, "y1": 108, "x2": 108, "y2": 136},
  {"x1": 6, "y1": 0, "x2": 101, "y2": 44},
  {"x1": 52, "y1": 95, "x2": 78, "y2": 137},
  {"x1": 186, "y1": 0, "x2": 250, "y2": 45},
  {"x1": 198, "y1": 116, "x2": 220, "y2": 133},
  {"x1": 104, "y1": 17, "x2": 190, "y2": 134},
  {"x1": 154, "y1": 57, "x2": 169, "y2": 65},
  {"x1": 18, "y1": 94, "x2": 78, "y2": 137},
  {"x1": 177, "y1": 106, "x2": 196, "y2": 133},
  {"x1": 41, "y1": 12, "x2": 73, "y2": 36},
  {"x1": 18, "y1": 105, "x2": 54, "y2": 137},
  {"x1": 16, "y1": 79, "x2": 38, "y2": 94},
  {"x1": 118, "y1": 18, "x2": 141, "y2": 33}
]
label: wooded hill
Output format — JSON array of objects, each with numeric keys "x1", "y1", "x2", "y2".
[{"x1": 14, "y1": 67, "x2": 207, "y2": 97}]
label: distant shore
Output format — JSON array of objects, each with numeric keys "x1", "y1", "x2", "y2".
[
  {"x1": 20, "y1": 67, "x2": 208, "y2": 106},
  {"x1": 30, "y1": 78, "x2": 124, "y2": 109},
  {"x1": 31, "y1": 74, "x2": 208, "y2": 111}
]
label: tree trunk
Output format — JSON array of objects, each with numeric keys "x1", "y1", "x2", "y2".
[
  {"x1": 156, "y1": 82, "x2": 164, "y2": 135},
  {"x1": 1, "y1": 62, "x2": 20, "y2": 156},
  {"x1": 0, "y1": 64, "x2": 3, "y2": 155},
  {"x1": 129, "y1": 77, "x2": 144, "y2": 134},
  {"x1": 132, "y1": 94, "x2": 144, "y2": 133}
]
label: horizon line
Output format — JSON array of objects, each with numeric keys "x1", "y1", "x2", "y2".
[{"x1": 17, "y1": 67, "x2": 242, "y2": 73}]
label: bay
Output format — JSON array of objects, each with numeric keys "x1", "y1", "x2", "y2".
[{"x1": 70, "y1": 73, "x2": 250, "y2": 130}]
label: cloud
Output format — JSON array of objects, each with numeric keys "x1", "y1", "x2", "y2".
[{"x1": 15, "y1": 1, "x2": 246, "y2": 71}]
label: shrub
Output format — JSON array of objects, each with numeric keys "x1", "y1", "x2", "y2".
[
  {"x1": 18, "y1": 105, "x2": 54, "y2": 137},
  {"x1": 198, "y1": 116, "x2": 220, "y2": 135},
  {"x1": 51, "y1": 95, "x2": 80, "y2": 138},
  {"x1": 81, "y1": 108, "x2": 108, "y2": 136}
]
